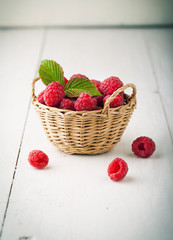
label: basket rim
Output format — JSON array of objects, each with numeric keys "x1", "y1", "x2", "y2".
[
  {"x1": 33, "y1": 94, "x2": 130, "y2": 112},
  {"x1": 32, "y1": 77, "x2": 136, "y2": 116}
]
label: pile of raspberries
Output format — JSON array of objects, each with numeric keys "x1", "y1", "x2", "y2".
[{"x1": 37, "y1": 75, "x2": 124, "y2": 111}]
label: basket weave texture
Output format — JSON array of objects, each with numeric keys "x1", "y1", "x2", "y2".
[{"x1": 32, "y1": 77, "x2": 137, "y2": 154}]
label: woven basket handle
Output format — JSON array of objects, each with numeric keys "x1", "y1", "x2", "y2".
[
  {"x1": 102, "y1": 83, "x2": 136, "y2": 115},
  {"x1": 32, "y1": 77, "x2": 40, "y2": 102}
]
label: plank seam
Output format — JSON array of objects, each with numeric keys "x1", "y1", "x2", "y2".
[
  {"x1": 145, "y1": 38, "x2": 173, "y2": 146},
  {"x1": 0, "y1": 28, "x2": 47, "y2": 240}
]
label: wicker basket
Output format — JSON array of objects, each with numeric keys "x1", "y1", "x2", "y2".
[{"x1": 32, "y1": 77, "x2": 137, "y2": 154}]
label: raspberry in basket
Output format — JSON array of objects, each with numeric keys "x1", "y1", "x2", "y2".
[
  {"x1": 94, "y1": 95, "x2": 104, "y2": 107},
  {"x1": 28, "y1": 150, "x2": 49, "y2": 169},
  {"x1": 107, "y1": 158, "x2": 128, "y2": 181},
  {"x1": 103, "y1": 94, "x2": 124, "y2": 108},
  {"x1": 132, "y1": 136, "x2": 156, "y2": 158},
  {"x1": 64, "y1": 77, "x2": 68, "y2": 85},
  {"x1": 75, "y1": 93, "x2": 97, "y2": 111},
  {"x1": 60, "y1": 98, "x2": 75, "y2": 110},
  {"x1": 38, "y1": 90, "x2": 45, "y2": 104},
  {"x1": 44, "y1": 82, "x2": 65, "y2": 107},
  {"x1": 100, "y1": 76, "x2": 123, "y2": 96},
  {"x1": 70, "y1": 74, "x2": 89, "y2": 80}
]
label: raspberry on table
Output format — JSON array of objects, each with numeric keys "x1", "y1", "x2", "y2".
[
  {"x1": 28, "y1": 150, "x2": 49, "y2": 169},
  {"x1": 38, "y1": 90, "x2": 45, "y2": 104},
  {"x1": 74, "y1": 93, "x2": 97, "y2": 111},
  {"x1": 107, "y1": 158, "x2": 128, "y2": 181},
  {"x1": 70, "y1": 74, "x2": 89, "y2": 80},
  {"x1": 132, "y1": 136, "x2": 156, "y2": 158},
  {"x1": 60, "y1": 98, "x2": 75, "y2": 110},
  {"x1": 44, "y1": 82, "x2": 65, "y2": 107},
  {"x1": 64, "y1": 77, "x2": 68, "y2": 85},
  {"x1": 100, "y1": 76, "x2": 123, "y2": 96},
  {"x1": 91, "y1": 79, "x2": 101, "y2": 92},
  {"x1": 103, "y1": 94, "x2": 124, "y2": 108}
]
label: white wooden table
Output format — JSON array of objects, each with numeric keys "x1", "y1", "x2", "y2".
[{"x1": 0, "y1": 28, "x2": 173, "y2": 240}]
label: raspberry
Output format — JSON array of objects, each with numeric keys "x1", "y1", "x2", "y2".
[
  {"x1": 64, "y1": 77, "x2": 68, "y2": 85},
  {"x1": 38, "y1": 90, "x2": 45, "y2": 104},
  {"x1": 74, "y1": 93, "x2": 97, "y2": 111},
  {"x1": 94, "y1": 96, "x2": 104, "y2": 107},
  {"x1": 70, "y1": 74, "x2": 89, "y2": 80},
  {"x1": 100, "y1": 76, "x2": 123, "y2": 96},
  {"x1": 60, "y1": 98, "x2": 75, "y2": 110},
  {"x1": 44, "y1": 82, "x2": 65, "y2": 107},
  {"x1": 91, "y1": 79, "x2": 101, "y2": 92},
  {"x1": 103, "y1": 94, "x2": 124, "y2": 108},
  {"x1": 107, "y1": 158, "x2": 128, "y2": 181},
  {"x1": 132, "y1": 136, "x2": 156, "y2": 158},
  {"x1": 28, "y1": 150, "x2": 49, "y2": 169}
]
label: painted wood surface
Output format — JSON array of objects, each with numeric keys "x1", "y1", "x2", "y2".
[
  {"x1": 0, "y1": 29, "x2": 173, "y2": 240},
  {"x1": 143, "y1": 29, "x2": 173, "y2": 142},
  {"x1": 0, "y1": 29, "x2": 44, "y2": 232}
]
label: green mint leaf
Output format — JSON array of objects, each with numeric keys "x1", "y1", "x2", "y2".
[
  {"x1": 65, "y1": 77, "x2": 103, "y2": 97},
  {"x1": 38, "y1": 59, "x2": 64, "y2": 86}
]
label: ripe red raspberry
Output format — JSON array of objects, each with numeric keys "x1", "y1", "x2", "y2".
[
  {"x1": 94, "y1": 96, "x2": 104, "y2": 107},
  {"x1": 91, "y1": 79, "x2": 101, "y2": 92},
  {"x1": 70, "y1": 74, "x2": 89, "y2": 80},
  {"x1": 107, "y1": 158, "x2": 128, "y2": 181},
  {"x1": 103, "y1": 94, "x2": 124, "y2": 108},
  {"x1": 100, "y1": 76, "x2": 123, "y2": 96},
  {"x1": 64, "y1": 77, "x2": 68, "y2": 85},
  {"x1": 60, "y1": 98, "x2": 75, "y2": 110},
  {"x1": 28, "y1": 150, "x2": 49, "y2": 169},
  {"x1": 74, "y1": 93, "x2": 97, "y2": 111},
  {"x1": 132, "y1": 136, "x2": 156, "y2": 158},
  {"x1": 44, "y1": 82, "x2": 65, "y2": 107},
  {"x1": 38, "y1": 90, "x2": 45, "y2": 104}
]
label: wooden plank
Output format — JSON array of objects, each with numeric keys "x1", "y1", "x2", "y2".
[
  {"x1": 1, "y1": 29, "x2": 173, "y2": 240},
  {"x1": 0, "y1": 29, "x2": 45, "y2": 233},
  {"x1": 143, "y1": 29, "x2": 173, "y2": 143}
]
